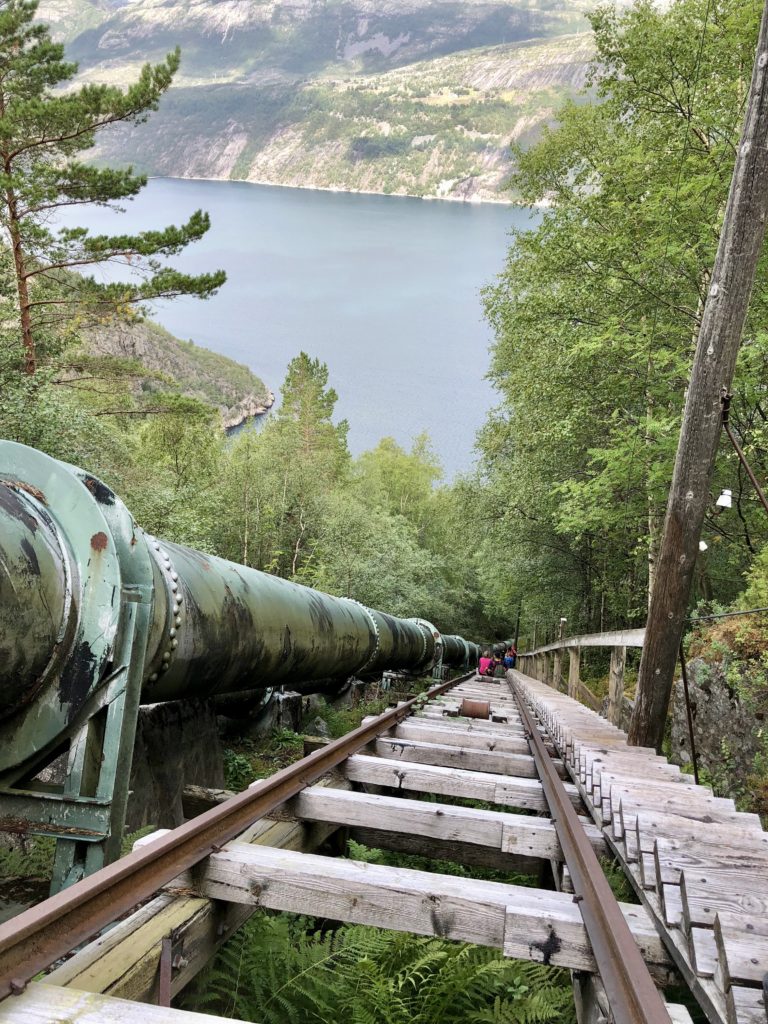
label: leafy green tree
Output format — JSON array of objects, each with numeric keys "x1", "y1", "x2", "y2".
[
  {"x1": 481, "y1": 0, "x2": 768, "y2": 634},
  {"x1": 276, "y1": 351, "x2": 349, "y2": 469},
  {"x1": 296, "y1": 491, "x2": 442, "y2": 618},
  {"x1": 213, "y1": 354, "x2": 349, "y2": 577},
  {"x1": 354, "y1": 434, "x2": 442, "y2": 534},
  {"x1": 128, "y1": 395, "x2": 223, "y2": 547},
  {"x1": 0, "y1": 0, "x2": 225, "y2": 375}
]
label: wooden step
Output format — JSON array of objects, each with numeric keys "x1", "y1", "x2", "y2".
[
  {"x1": 344, "y1": 754, "x2": 581, "y2": 812},
  {"x1": 190, "y1": 841, "x2": 671, "y2": 978},
  {"x1": 385, "y1": 719, "x2": 532, "y2": 756},
  {"x1": 292, "y1": 786, "x2": 606, "y2": 861},
  {"x1": 368, "y1": 736, "x2": 565, "y2": 779}
]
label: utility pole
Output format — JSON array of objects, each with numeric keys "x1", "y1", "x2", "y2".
[{"x1": 629, "y1": 4, "x2": 768, "y2": 750}]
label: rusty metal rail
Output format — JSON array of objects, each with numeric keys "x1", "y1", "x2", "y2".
[
  {"x1": 0, "y1": 673, "x2": 468, "y2": 997},
  {"x1": 511, "y1": 678, "x2": 673, "y2": 1024}
]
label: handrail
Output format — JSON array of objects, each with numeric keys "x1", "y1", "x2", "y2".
[{"x1": 520, "y1": 628, "x2": 645, "y2": 657}]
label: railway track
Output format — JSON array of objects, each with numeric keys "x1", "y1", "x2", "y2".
[{"x1": 0, "y1": 670, "x2": 763, "y2": 1024}]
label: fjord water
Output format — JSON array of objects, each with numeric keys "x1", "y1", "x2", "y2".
[{"x1": 71, "y1": 178, "x2": 531, "y2": 475}]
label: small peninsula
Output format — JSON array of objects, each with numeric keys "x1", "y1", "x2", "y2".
[{"x1": 87, "y1": 320, "x2": 274, "y2": 430}]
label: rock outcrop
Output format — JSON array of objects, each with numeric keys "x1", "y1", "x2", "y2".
[{"x1": 86, "y1": 319, "x2": 272, "y2": 429}]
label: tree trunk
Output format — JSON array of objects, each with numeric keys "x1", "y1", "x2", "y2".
[
  {"x1": 629, "y1": 8, "x2": 768, "y2": 749},
  {"x1": 3, "y1": 168, "x2": 35, "y2": 374}
]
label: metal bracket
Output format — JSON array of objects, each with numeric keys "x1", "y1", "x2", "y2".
[
  {"x1": 0, "y1": 446, "x2": 155, "y2": 894},
  {"x1": 158, "y1": 929, "x2": 187, "y2": 1006}
]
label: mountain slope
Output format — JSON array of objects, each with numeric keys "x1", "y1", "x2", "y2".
[{"x1": 38, "y1": 0, "x2": 594, "y2": 200}]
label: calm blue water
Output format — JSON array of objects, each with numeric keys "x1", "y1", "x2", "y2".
[{"x1": 61, "y1": 178, "x2": 532, "y2": 476}]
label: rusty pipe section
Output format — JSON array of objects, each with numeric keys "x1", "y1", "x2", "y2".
[{"x1": 0, "y1": 443, "x2": 479, "y2": 726}]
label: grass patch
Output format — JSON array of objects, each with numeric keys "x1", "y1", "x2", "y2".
[{"x1": 223, "y1": 728, "x2": 305, "y2": 791}]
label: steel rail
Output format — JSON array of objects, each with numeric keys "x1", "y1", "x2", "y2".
[
  {"x1": 510, "y1": 678, "x2": 673, "y2": 1024},
  {"x1": 0, "y1": 672, "x2": 470, "y2": 997}
]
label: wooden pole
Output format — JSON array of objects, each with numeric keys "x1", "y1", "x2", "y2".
[
  {"x1": 567, "y1": 646, "x2": 581, "y2": 700},
  {"x1": 629, "y1": 7, "x2": 768, "y2": 750},
  {"x1": 607, "y1": 646, "x2": 626, "y2": 727},
  {"x1": 552, "y1": 618, "x2": 566, "y2": 691}
]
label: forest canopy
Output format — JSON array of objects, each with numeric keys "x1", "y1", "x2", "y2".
[{"x1": 478, "y1": 0, "x2": 768, "y2": 643}]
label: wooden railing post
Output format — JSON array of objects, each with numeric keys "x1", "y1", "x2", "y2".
[
  {"x1": 608, "y1": 646, "x2": 626, "y2": 726},
  {"x1": 553, "y1": 648, "x2": 563, "y2": 691},
  {"x1": 552, "y1": 617, "x2": 566, "y2": 692},
  {"x1": 567, "y1": 646, "x2": 581, "y2": 699}
]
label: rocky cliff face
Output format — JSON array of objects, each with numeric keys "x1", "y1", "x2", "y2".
[
  {"x1": 86, "y1": 319, "x2": 274, "y2": 428},
  {"x1": 38, "y1": 0, "x2": 593, "y2": 201}
]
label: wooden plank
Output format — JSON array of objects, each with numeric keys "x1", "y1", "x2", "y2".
[
  {"x1": 370, "y1": 737, "x2": 544, "y2": 774},
  {"x1": 681, "y1": 870, "x2": 768, "y2": 930},
  {"x1": 417, "y1": 707, "x2": 521, "y2": 730},
  {"x1": 690, "y1": 925, "x2": 719, "y2": 978},
  {"x1": 523, "y1": 628, "x2": 646, "y2": 655},
  {"x1": 608, "y1": 646, "x2": 626, "y2": 726},
  {"x1": 662, "y1": 884, "x2": 684, "y2": 928},
  {"x1": 502, "y1": 819, "x2": 607, "y2": 859},
  {"x1": 370, "y1": 737, "x2": 550, "y2": 778},
  {"x1": 567, "y1": 646, "x2": 581, "y2": 700},
  {"x1": 654, "y1": 836, "x2": 768, "y2": 887},
  {"x1": 667, "y1": 1007, "x2": 696, "y2": 1024},
  {"x1": 589, "y1": 756, "x2": 682, "y2": 792},
  {"x1": 344, "y1": 754, "x2": 581, "y2": 812},
  {"x1": 618, "y1": 794, "x2": 755, "y2": 842},
  {"x1": 640, "y1": 852, "x2": 657, "y2": 889},
  {"x1": 714, "y1": 912, "x2": 768, "y2": 989},
  {"x1": 598, "y1": 772, "x2": 710, "y2": 827},
  {"x1": 726, "y1": 986, "x2": 767, "y2": 1024},
  {"x1": 376, "y1": 720, "x2": 532, "y2": 756},
  {"x1": 632, "y1": 813, "x2": 768, "y2": 865},
  {"x1": 434, "y1": 690, "x2": 518, "y2": 704},
  {"x1": 193, "y1": 842, "x2": 670, "y2": 976},
  {"x1": 293, "y1": 786, "x2": 606, "y2": 861},
  {"x1": 0, "y1": 982, "x2": 242, "y2": 1024}
]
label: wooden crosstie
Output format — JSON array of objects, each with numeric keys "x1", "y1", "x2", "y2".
[{"x1": 0, "y1": 671, "x2": 764, "y2": 1024}]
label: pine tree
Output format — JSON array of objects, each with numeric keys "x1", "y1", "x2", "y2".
[{"x1": 0, "y1": 0, "x2": 226, "y2": 374}]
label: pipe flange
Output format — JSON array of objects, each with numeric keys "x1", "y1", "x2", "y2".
[
  {"x1": 342, "y1": 598, "x2": 381, "y2": 673},
  {"x1": 145, "y1": 537, "x2": 183, "y2": 683},
  {"x1": 409, "y1": 617, "x2": 442, "y2": 671},
  {"x1": 0, "y1": 444, "x2": 130, "y2": 774}
]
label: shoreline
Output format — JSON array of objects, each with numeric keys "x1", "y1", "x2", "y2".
[{"x1": 148, "y1": 172, "x2": 525, "y2": 208}]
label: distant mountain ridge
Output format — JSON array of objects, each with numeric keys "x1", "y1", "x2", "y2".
[{"x1": 38, "y1": 0, "x2": 594, "y2": 200}]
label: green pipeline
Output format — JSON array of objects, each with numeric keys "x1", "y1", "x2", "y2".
[{"x1": 0, "y1": 442, "x2": 481, "y2": 727}]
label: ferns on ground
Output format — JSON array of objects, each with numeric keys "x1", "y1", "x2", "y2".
[{"x1": 186, "y1": 912, "x2": 575, "y2": 1024}]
